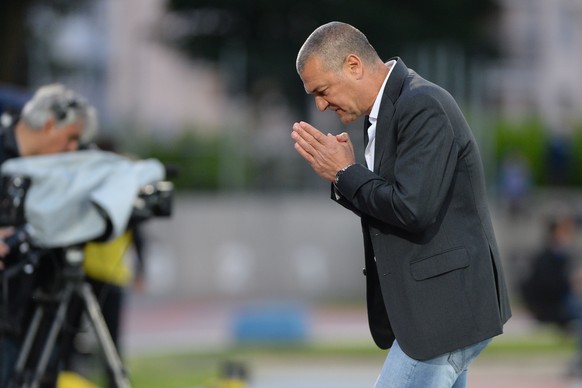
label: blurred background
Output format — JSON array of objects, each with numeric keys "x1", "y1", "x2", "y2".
[{"x1": 2, "y1": 0, "x2": 582, "y2": 386}]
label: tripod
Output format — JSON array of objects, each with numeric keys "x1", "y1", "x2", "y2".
[{"x1": 8, "y1": 246, "x2": 131, "y2": 388}]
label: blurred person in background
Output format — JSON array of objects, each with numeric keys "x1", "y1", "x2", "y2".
[
  {"x1": 292, "y1": 22, "x2": 511, "y2": 387},
  {"x1": 0, "y1": 83, "x2": 96, "y2": 387},
  {"x1": 521, "y1": 212, "x2": 582, "y2": 376},
  {"x1": 498, "y1": 150, "x2": 532, "y2": 219}
]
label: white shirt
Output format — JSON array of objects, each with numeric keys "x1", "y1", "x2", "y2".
[{"x1": 365, "y1": 60, "x2": 396, "y2": 171}]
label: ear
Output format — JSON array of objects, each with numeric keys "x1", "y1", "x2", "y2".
[{"x1": 344, "y1": 54, "x2": 364, "y2": 79}]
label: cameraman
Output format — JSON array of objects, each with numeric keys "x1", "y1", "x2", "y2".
[
  {"x1": 0, "y1": 84, "x2": 96, "y2": 387},
  {"x1": 0, "y1": 84, "x2": 96, "y2": 261}
]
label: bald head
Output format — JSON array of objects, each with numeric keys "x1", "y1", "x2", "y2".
[{"x1": 296, "y1": 21, "x2": 381, "y2": 75}]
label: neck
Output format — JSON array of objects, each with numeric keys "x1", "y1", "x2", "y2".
[{"x1": 364, "y1": 60, "x2": 391, "y2": 115}]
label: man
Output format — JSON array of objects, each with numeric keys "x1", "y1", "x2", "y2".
[
  {"x1": 521, "y1": 213, "x2": 582, "y2": 375},
  {"x1": 292, "y1": 22, "x2": 511, "y2": 387},
  {"x1": 0, "y1": 84, "x2": 96, "y2": 263},
  {"x1": 0, "y1": 83, "x2": 96, "y2": 386}
]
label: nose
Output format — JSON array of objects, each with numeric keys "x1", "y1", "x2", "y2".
[{"x1": 315, "y1": 96, "x2": 329, "y2": 112}]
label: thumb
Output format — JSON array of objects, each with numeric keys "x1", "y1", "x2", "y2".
[{"x1": 335, "y1": 132, "x2": 350, "y2": 143}]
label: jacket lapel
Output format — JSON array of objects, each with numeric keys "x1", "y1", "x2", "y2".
[{"x1": 373, "y1": 58, "x2": 408, "y2": 174}]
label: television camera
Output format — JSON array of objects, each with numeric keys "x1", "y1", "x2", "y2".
[
  {"x1": 0, "y1": 176, "x2": 174, "y2": 229},
  {"x1": 0, "y1": 150, "x2": 174, "y2": 388}
]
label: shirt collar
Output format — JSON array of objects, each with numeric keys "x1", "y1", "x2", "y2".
[{"x1": 369, "y1": 59, "x2": 396, "y2": 123}]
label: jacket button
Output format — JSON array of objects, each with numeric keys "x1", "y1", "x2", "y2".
[{"x1": 362, "y1": 268, "x2": 367, "y2": 276}]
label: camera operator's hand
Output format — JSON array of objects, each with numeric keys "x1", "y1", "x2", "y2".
[{"x1": 0, "y1": 227, "x2": 15, "y2": 269}]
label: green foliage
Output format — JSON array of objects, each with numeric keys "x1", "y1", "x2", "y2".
[
  {"x1": 494, "y1": 120, "x2": 582, "y2": 187},
  {"x1": 125, "y1": 128, "x2": 258, "y2": 191},
  {"x1": 129, "y1": 352, "x2": 219, "y2": 387},
  {"x1": 128, "y1": 131, "x2": 223, "y2": 191},
  {"x1": 494, "y1": 119, "x2": 548, "y2": 186},
  {"x1": 123, "y1": 119, "x2": 582, "y2": 192}
]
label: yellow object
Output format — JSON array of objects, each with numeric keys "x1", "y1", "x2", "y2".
[
  {"x1": 218, "y1": 380, "x2": 247, "y2": 388},
  {"x1": 83, "y1": 231, "x2": 133, "y2": 286},
  {"x1": 57, "y1": 371, "x2": 98, "y2": 388}
]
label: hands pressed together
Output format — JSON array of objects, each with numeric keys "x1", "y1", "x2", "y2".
[{"x1": 291, "y1": 121, "x2": 356, "y2": 182}]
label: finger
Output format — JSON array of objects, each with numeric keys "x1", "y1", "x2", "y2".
[
  {"x1": 294, "y1": 142, "x2": 316, "y2": 164},
  {"x1": 296, "y1": 121, "x2": 328, "y2": 146},
  {"x1": 335, "y1": 132, "x2": 350, "y2": 143},
  {"x1": 292, "y1": 122, "x2": 317, "y2": 146},
  {"x1": 292, "y1": 127, "x2": 321, "y2": 157}
]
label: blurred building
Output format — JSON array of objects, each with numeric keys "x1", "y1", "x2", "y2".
[
  {"x1": 24, "y1": 0, "x2": 236, "y2": 137},
  {"x1": 106, "y1": 0, "x2": 232, "y2": 136},
  {"x1": 489, "y1": 0, "x2": 582, "y2": 130}
]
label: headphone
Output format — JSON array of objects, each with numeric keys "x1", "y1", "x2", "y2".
[{"x1": 50, "y1": 97, "x2": 80, "y2": 123}]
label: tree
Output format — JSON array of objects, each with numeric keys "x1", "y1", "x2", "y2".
[
  {"x1": 162, "y1": 0, "x2": 499, "y2": 114},
  {"x1": 0, "y1": 0, "x2": 35, "y2": 86}
]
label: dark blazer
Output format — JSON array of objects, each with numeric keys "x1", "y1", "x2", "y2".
[{"x1": 333, "y1": 57, "x2": 511, "y2": 360}]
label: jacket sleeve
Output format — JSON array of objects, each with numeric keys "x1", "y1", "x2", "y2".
[
  {"x1": 334, "y1": 93, "x2": 460, "y2": 233},
  {"x1": 330, "y1": 181, "x2": 364, "y2": 218}
]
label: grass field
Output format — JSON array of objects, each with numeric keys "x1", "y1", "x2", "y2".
[{"x1": 123, "y1": 329, "x2": 577, "y2": 388}]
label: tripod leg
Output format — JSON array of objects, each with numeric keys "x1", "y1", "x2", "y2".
[
  {"x1": 80, "y1": 283, "x2": 131, "y2": 388},
  {"x1": 29, "y1": 283, "x2": 76, "y2": 388},
  {"x1": 8, "y1": 304, "x2": 45, "y2": 387}
]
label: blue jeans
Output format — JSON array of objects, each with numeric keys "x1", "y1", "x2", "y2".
[{"x1": 374, "y1": 338, "x2": 492, "y2": 388}]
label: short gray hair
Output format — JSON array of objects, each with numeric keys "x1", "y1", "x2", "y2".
[
  {"x1": 20, "y1": 84, "x2": 97, "y2": 143},
  {"x1": 296, "y1": 21, "x2": 379, "y2": 74}
]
